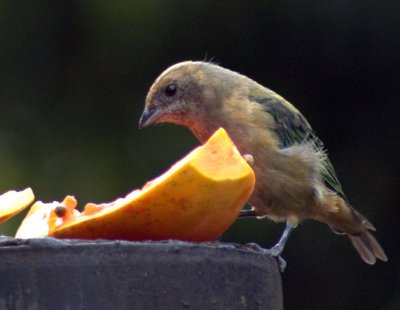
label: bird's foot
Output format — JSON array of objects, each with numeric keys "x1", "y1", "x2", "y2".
[
  {"x1": 245, "y1": 242, "x2": 287, "y2": 272},
  {"x1": 242, "y1": 154, "x2": 254, "y2": 166},
  {"x1": 238, "y1": 209, "x2": 258, "y2": 218}
]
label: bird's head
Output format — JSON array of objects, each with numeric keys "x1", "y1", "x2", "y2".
[{"x1": 139, "y1": 61, "x2": 243, "y2": 142}]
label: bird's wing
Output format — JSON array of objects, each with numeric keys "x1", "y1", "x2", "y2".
[{"x1": 251, "y1": 95, "x2": 345, "y2": 198}]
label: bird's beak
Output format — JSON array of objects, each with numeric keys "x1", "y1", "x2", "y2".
[{"x1": 139, "y1": 106, "x2": 163, "y2": 129}]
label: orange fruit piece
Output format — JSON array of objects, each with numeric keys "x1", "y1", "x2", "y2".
[
  {"x1": 15, "y1": 195, "x2": 78, "y2": 239},
  {"x1": 0, "y1": 188, "x2": 34, "y2": 224},
  {"x1": 17, "y1": 128, "x2": 255, "y2": 241}
]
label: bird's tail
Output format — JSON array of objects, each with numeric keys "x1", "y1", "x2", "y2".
[
  {"x1": 348, "y1": 230, "x2": 388, "y2": 265},
  {"x1": 315, "y1": 192, "x2": 388, "y2": 264}
]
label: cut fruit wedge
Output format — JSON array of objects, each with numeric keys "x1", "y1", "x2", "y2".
[
  {"x1": 16, "y1": 128, "x2": 255, "y2": 241},
  {"x1": 0, "y1": 188, "x2": 34, "y2": 224},
  {"x1": 15, "y1": 196, "x2": 78, "y2": 239}
]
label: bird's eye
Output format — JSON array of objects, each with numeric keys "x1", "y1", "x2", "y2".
[{"x1": 165, "y1": 83, "x2": 177, "y2": 97}]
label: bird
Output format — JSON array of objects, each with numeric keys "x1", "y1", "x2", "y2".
[{"x1": 139, "y1": 61, "x2": 387, "y2": 265}]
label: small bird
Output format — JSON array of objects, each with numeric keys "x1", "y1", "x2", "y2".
[{"x1": 139, "y1": 61, "x2": 387, "y2": 264}]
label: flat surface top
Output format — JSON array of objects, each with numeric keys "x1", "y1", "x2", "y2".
[{"x1": 0, "y1": 236, "x2": 283, "y2": 309}]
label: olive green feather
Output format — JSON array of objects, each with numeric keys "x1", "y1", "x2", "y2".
[{"x1": 251, "y1": 95, "x2": 345, "y2": 198}]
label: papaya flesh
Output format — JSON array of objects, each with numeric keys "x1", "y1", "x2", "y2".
[
  {"x1": 0, "y1": 188, "x2": 34, "y2": 224},
  {"x1": 16, "y1": 128, "x2": 255, "y2": 241},
  {"x1": 15, "y1": 196, "x2": 78, "y2": 239}
]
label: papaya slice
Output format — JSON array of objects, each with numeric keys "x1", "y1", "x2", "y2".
[
  {"x1": 15, "y1": 196, "x2": 78, "y2": 239},
  {"x1": 0, "y1": 188, "x2": 34, "y2": 224},
  {"x1": 17, "y1": 128, "x2": 255, "y2": 241}
]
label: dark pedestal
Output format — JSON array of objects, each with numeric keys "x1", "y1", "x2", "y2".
[{"x1": 0, "y1": 237, "x2": 283, "y2": 309}]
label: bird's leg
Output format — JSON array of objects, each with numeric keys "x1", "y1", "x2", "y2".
[
  {"x1": 269, "y1": 222, "x2": 294, "y2": 257},
  {"x1": 239, "y1": 208, "x2": 258, "y2": 218},
  {"x1": 239, "y1": 154, "x2": 256, "y2": 219},
  {"x1": 245, "y1": 222, "x2": 294, "y2": 272}
]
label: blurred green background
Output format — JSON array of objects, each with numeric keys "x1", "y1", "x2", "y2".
[{"x1": 0, "y1": 1, "x2": 399, "y2": 309}]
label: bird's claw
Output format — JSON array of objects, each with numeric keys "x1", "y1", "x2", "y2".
[
  {"x1": 245, "y1": 242, "x2": 287, "y2": 272},
  {"x1": 238, "y1": 208, "x2": 258, "y2": 218},
  {"x1": 243, "y1": 154, "x2": 254, "y2": 166}
]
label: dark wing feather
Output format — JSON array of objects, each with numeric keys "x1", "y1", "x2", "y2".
[{"x1": 251, "y1": 95, "x2": 345, "y2": 198}]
